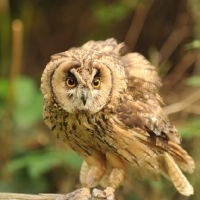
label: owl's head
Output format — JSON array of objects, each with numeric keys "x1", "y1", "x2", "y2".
[{"x1": 41, "y1": 49, "x2": 127, "y2": 114}]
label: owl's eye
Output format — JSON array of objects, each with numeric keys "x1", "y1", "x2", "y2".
[
  {"x1": 92, "y1": 78, "x2": 101, "y2": 89},
  {"x1": 66, "y1": 78, "x2": 77, "y2": 88}
]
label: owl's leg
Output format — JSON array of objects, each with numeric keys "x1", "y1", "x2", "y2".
[
  {"x1": 82, "y1": 150, "x2": 106, "y2": 188},
  {"x1": 80, "y1": 160, "x2": 90, "y2": 186},
  {"x1": 57, "y1": 151, "x2": 106, "y2": 200},
  {"x1": 92, "y1": 152, "x2": 126, "y2": 200}
]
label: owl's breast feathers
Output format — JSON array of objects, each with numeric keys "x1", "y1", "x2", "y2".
[{"x1": 43, "y1": 103, "x2": 115, "y2": 156}]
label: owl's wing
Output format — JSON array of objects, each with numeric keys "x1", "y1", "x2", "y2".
[
  {"x1": 118, "y1": 53, "x2": 181, "y2": 143},
  {"x1": 116, "y1": 53, "x2": 195, "y2": 173}
]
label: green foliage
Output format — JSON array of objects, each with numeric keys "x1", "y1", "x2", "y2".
[
  {"x1": 186, "y1": 76, "x2": 200, "y2": 87},
  {"x1": 0, "y1": 79, "x2": 9, "y2": 98},
  {"x1": 93, "y1": 2, "x2": 130, "y2": 25},
  {"x1": 91, "y1": 1, "x2": 132, "y2": 39},
  {"x1": 0, "y1": 76, "x2": 43, "y2": 128},
  {"x1": 178, "y1": 118, "x2": 200, "y2": 139},
  {"x1": 13, "y1": 76, "x2": 43, "y2": 128},
  {"x1": 0, "y1": 149, "x2": 82, "y2": 193},
  {"x1": 0, "y1": 78, "x2": 9, "y2": 111},
  {"x1": 0, "y1": 171, "x2": 49, "y2": 193},
  {"x1": 186, "y1": 40, "x2": 200, "y2": 49},
  {"x1": 4, "y1": 149, "x2": 82, "y2": 179}
]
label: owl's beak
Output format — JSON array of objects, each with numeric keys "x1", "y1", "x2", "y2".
[{"x1": 81, "y1": 89, "x2": 88, "y2": 106}]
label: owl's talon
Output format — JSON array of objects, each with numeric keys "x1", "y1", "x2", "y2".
[
  {"x1": 56, "y1": 187, "x2": 91, "y2": 200},
  {"x1": 92, "y1": 187, "x2": 115, "y2": 200}
]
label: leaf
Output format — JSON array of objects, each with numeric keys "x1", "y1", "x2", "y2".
[
  {"x1": 12, "y1": 76, "x2": 43, "y2": 128},
  {"x1": 28, "y1": 150, "x2": 82, "y2": 178},
  {"x1": 27, "y1": 153, "x2": 62, "y2": 179},
  {"x1": 14, "y1": 76, "x2": 37, "y2": 107},
  {"x1": 0, "y1": 79, "x2": 9, "y2": 112},
  {"x1": 61, "y1": 151, "x2": 82, "y2": 170},
  {"x1": 0, "y1": 78, "x2": 9, "y2": 99},
  {"x1": 185, "y1": 40, "x2": 200, "y2": 49},
  {"x1": 4, "y1": 155, "x2": 30, "y2": 173},
  {"x1": 4, "y1": 149, "x2": 82, "y2": 179},
  {"x1": 178, "y1": 118, "x2": 200, "y2": 139},
  {"x1": 186, "y1": 76, "x2": 200, "y2": 87},
  {"x1": 93, "y1": 2, "x2": 130, "y2": 24}
]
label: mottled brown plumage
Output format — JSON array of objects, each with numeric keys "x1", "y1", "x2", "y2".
[{"x1": 41, "y1": 38, "x2": 195, "y2": 199}]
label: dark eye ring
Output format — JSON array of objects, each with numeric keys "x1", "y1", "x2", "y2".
[
  {"x1": 66, "y1": 78, "x2": 76, "y2": 88},
  {"x1": 92, "y1": 78, "x2": 101, "y2": 89}
]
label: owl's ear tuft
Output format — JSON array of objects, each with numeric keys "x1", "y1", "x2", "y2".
[
  {"x1": 51, "y1": 54, "x2": 62, "y2": 61},
  {"x1": 51, "y1": 52, "x2": 68, "y2": 61}
]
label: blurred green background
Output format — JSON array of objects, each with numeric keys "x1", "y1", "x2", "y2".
[{"x1": 0, "y1": 0, "x2": 200, "y2": 199}]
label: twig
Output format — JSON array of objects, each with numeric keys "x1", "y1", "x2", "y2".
[
  {"x1": 159, "y1": 25, "x2": 192, "y2": 63},
  {"x1": 163, "y1": 88, "x2": 200, "y2": 115},
  {"x1": 124, "y1": 0, "x2": 155, "y2": 52},
  {"x1": 184, "y1": 105, "x2": 200, "y2": 115},
  {"x1": 163, "y1": 50, "x2": 199, "y2": 91}
]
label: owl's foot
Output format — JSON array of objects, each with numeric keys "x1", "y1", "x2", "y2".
[
  {"x1": 92, "y1": 187, "x2": 115, "y2": 200},
  {"x1": 55, "y1": 187, "x2": 91, "y2": 200}
]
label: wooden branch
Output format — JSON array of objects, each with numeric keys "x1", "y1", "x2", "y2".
[
  {"x1": 159, "y1": 25, "x2": 192, "y2": 63},
  {"x1": 0, "y1": 193, "x2": 64, "y2": 200},
  {"x1": 162, "y1": 50, "x2": 199, "y2": 91},
  {"x1": 124, "y1": 0, "x2": 155, "y2": 52},
  {"x1": 185, "y1": 105, "x2": 200, "y2": 115},
  {"x1": 163, "y1": 88, "x2": 200, "y2": 115},
  {"x1": 0, "y1": 188, "x2": 91, "y2": 200}
]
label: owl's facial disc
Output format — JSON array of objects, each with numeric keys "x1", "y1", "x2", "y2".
[{"x1": 51, "y1": 60, "x2": 113, "y2": 114}]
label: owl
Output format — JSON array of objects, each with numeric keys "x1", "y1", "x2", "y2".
[{"x1": 41, "y1": 38, "x2": 195, "y2": 200}]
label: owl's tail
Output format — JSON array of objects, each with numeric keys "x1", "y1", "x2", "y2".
[
  {"x1": 164, "y1": 152, "x2": 194, "y2": 196},
  {"x1": 168, "y1": 140, "x2": 195, "y2": 174}
]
